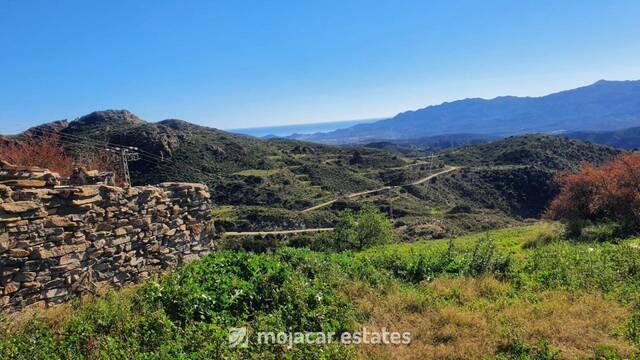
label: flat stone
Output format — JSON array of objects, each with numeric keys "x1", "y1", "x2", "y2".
[
  {"x1": 33, "y1": 243, "x2": 88, "y2": 259},
  {"x1": 73, "y1": 186, "x2": 101, "y2": 198},
  {"x1": 46, "y1": 216, "x2": 75, "y2": 228},
  {"x1": 0, "y1": 179, "x2": 46, "y2": 188},
  {"x1": 7, "y1": 248, "x2": 30, "y2": 257},
  {"x1": 42, "y1": 287, "x2": 67, "y2": 299},
  {"x1": 114, "y1": 227, "x2": 127, "y2": 236},
  {"x1": 72, "y1": 195, "x2": 102, "y2": 205},
  {"x1": 0, "y1": 201, "x2": 40, "y2": 213},
  {"x1": 59, "y1": 253, "x2": 81, "y2": 266},
  {"x1": 22, "y1": 281, "x2": 41, "y2": 288},
  {"x1": 3, "y1": 281, "x2": 19, "y2": 295}
]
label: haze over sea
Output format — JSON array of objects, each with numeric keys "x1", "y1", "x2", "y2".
[{"x1": 228, "y1": 118, "x2": 380, "y2": 138}]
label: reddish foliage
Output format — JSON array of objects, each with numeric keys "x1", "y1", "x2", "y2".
[
  {"x1": 547, "y1": 153, "x2": 640, "y2": 232},
  {"x1": 0, "y1": 135, "x2": 76, "y2": 176},
  {"x1": 0, "y1": 135, "x2": 120, "y2": 180}
]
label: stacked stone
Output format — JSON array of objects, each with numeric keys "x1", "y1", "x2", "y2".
[
  {"x1": 0, "y1": 174, "x2": 214, "y2": 311},
  {"x1": 0, "y1": 160, "x2": 61, "y2": 187}
]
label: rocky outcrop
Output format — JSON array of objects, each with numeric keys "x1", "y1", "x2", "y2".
[{"x1": 0, "y1": 168, "x2": 215, "y2": 311}]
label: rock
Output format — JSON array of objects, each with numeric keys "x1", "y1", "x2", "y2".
[
  {"x1": 3, "y1": 282, "x2": 19, "y2": 295},
  {"x1": 0, "y1": 179, "x2": 46, "y2": 188},
  {"x1": 72, "y1": 195, "x2": 102, "y2": 205},
  {"x1": 13, "y1": 272, "x2": 36, "y2": 282},
  {"x1": 46, "y1": 216, "x2": 75, "y2": 228},
  {"x1": 73, "y1": 186, "x2": 101, "y2": 198},
  {"x1": 7, "y1": 248, "x2": 30, "y2": 257},
  {"x1": 33, "y1": 243, "x2": 88, "y2": 259},
  {"x1": 0, "y1": 184, "x2": 12, "y2": 197},
  {"x1": 0, "y1": 201, "x2": 40, "y2": 213},
  {"x1": 0, "y1": 232, "x2": 12, "y2": 252},
  {"x1": 42, "y1": 288, "x2": 67, "y2": 299}
]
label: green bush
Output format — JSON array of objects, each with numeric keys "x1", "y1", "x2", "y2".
[
  {"x1": 581, "y1": 223, "x2": 623, "y2": 243},
  {"x1": 0, "y1": 250, "x2": 358, "y2": 360},
  {"x1": 313, "y1": 205, "x2": 394, "y2": 251}
]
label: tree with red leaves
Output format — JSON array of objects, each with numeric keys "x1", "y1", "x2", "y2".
[{"x1": 547, "y1": 153, "x2": 640, "y2": 236}]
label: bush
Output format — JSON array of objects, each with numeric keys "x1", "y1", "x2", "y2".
[
  {"x1": 580, "y1": 223, "x2": 623, "y2": 243},
  {"x1": 313, "y1": 205, "x2": 394, "y2": 251},
  {"x1": 0, "y1": 134, "x2": 76, "y2": 176},
  {"x1": 0, "y1": 249, "x2": 358, "y2": 360},
  {"x1": 522, "y1": 223, "x2": 562, "y2": 249},
  {"x1": 548, "y1": 153, "x2": 640, "y2": 238},
  {"x1": 0, "y1": 134, "x2": 120, "y2": 180}
]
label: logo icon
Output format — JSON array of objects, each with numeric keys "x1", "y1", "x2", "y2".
[{"x1": 228, "y1": 327, "x2": 249, "y2": 348}]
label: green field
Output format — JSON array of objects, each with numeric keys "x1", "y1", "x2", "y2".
[{"x1": 2, "y1": 223, "x2": 639, "y2": 359}]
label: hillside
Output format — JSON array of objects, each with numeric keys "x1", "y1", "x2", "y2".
[
  {"x1": 364, "y1": 133, "x2": 498, "y2": 156},
  {"x1": 565, "y1": 126, "x2": 640, "y2": 150},
  {"x1": 6, "y1": 111, "x2": 620, "y2": 238},
  {"x1": 296, "y1": 80, "x2": 640, "y2": 144}
]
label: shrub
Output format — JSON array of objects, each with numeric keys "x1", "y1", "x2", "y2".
[
  {"x1": 522, "y1": 223, "x2": 562, "y2": 249},
  {"x1": 0, "y1": 135, "x2": 76, "y2": 176},
  {"x1": 547, "y1": 153, "x2": 640, "y2": 238},
  {"x1": 0, "y1": 134, "x2": 120, "y2": 180},
  {"x1": 580, "y1": 223, "x2": 623, "y2": 243},
  {"x1": 313, "y1": 205, "x2": 394, "y2": 251}
]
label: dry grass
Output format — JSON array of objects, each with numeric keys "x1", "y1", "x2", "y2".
[{"x1": 351, "y1": 276, "x2": 633, "y2": 360}]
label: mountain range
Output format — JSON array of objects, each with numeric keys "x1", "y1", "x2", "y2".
[{"x1": 291, "y1": 80, "x2": 640, "y2": 144}]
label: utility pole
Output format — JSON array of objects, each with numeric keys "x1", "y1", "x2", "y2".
[{"x1": 107, "y1": 147, "x2": 140, "y2": 187}]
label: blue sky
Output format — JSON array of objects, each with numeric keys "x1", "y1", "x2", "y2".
[{"x1": 1, "y1": 0, "x2": 639, "y2": 134}]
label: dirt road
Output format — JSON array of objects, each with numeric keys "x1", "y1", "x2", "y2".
[
  {"x1": 223, "y1": 228, "x2": 335, "y2": 237},
  {"x1": 302, "y1": 166, "x2": 459, "y2": 212},
  {"x1": 224, "y1": 165, "x2": 459, "y2": 237}
]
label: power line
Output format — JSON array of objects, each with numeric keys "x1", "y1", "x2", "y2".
[{"x1": 28, "y1": 128, "x2": 219, "y2": 183}]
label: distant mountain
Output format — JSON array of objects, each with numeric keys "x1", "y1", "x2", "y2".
[
  {"x1": 3, "y1": 110, "x2": 621, "y2": 233},
  {"x1": 298, "y1": 80, "x2": 640, "y2": 144},
  {"x1": 229, "y1": 118, "x2": 382, "y2": 138},
  {"x1": 564, "y1": 126, "x2": 640, "y2": 150}
]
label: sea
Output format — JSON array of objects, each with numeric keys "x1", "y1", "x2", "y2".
[{"x1": 228, "y1": 118, "x2": 382, "y2": 138}]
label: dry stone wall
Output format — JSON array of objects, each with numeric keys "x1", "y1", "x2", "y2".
[{"x1": 0, "y1": 172, "x2": 215, "y2": 311}]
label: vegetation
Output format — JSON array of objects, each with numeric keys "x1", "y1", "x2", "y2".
[
  {"x1": 2, "y1": 224, "x2": 639, "y2": 359},
  {"x1": 313, "y1": 206, "x2": 394, "y2": 251},
  {"x1": 8, "y1": 112, "x2": 623, "y2": 239},
  {"x1": 548, "y1": 153, "x2": 640, "y2": 238},
  {"x1": 0, "y1": 134, "x2": 118, "y2": 177}
]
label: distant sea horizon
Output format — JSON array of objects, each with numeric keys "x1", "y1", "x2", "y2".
[{"x1": 228, "y1": 118, "x2": 383, "y2": 138}]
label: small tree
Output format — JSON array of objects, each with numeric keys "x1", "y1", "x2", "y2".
[
  {"x1": 547, "y1": 153, "x2": 640, "y2": 237},
  {"x1": 315, "y1": 205, "x2": 394, "y2": 251}
]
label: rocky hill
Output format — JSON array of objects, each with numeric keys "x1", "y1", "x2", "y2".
[{"x1": 6, "y1": 111, "x2": 621, "y2": 238}]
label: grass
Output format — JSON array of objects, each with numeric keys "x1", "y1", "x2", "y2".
[{"x1": 2, "y1": 223, "x2": 639, "y2": 359}]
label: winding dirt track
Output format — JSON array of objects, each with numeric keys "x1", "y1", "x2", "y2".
[
  {"x1": 223, "y1": 228, "x2": 335, "y2": 237},
  {"x1": 301, "y1": 166, "x2": 460, "y2": 212},
  {"x1": 223, "y1": 165, "x2": 460, "y2": 237}
]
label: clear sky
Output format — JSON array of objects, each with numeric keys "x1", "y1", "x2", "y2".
[{"x1": 1, "y1": 0, "x2": 639, "y2": 134}]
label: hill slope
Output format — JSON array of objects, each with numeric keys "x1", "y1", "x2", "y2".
[
  {"x1": 297, "y1": 80, "x2": 640, "y2": 144},
  {"x1": 565, "y1": 126, "x2": 640, "y2": 150},
  {"x1": 7, "y1": 111, "x2": 621, "y2": 238}
]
